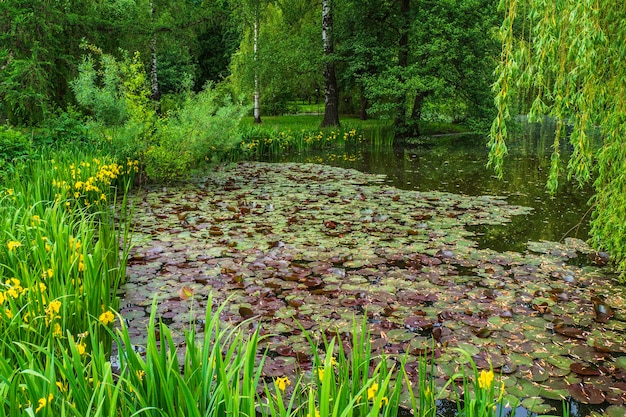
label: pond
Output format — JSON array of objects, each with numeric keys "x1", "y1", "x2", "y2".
[
  {"x1": 120, "y1": 119, "x2": 624, "y2": 417},
  {"x1": 266, "y1": 118, "x2": 594, "y2": 254}
]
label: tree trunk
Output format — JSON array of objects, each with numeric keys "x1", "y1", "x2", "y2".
[
  {"x1": 394, "y1": 0, "x2": 410, "y2": 136},
  {"x1": 253, "y1": 6, "x2": 262, "y2": 124},
  {"x1": 150, "y1": 1, "x2": 160, "y2": 103},
  {"x1": 359, "y1": 88, "x2": 368, "y2": 120},
  {"x1": 404, "y1": 90, "x2": 431, "y2": 137},
  {"x1": 321, "y1": 0, "x2": 340, "y2": 127}
]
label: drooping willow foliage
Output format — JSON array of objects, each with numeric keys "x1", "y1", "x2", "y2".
[{"x1": 489, "y1": 0, "x2": 626, "y2": 276}]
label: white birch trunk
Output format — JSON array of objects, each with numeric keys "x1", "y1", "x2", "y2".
[
  {"x1": 321, "y1": 0, "x2": 339, "y2": 127},
  {"x1": 253, "y1": 5, "x2": 262, "y2": 124},
  {"x1": 150, "y1": 1, "x2": 160, "y2": 103}
]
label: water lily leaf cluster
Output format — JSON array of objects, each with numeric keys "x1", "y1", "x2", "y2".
[{"x1": 120, "y1": 162, "x2": 625, "y2": 408}]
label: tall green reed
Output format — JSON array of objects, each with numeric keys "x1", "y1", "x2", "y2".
[
  {"x1": 0, "y1": 148, "x2": 135, "y2": 415},
  {"x1": 237, "y1": 125, "x2": 368, "y2": 159}
]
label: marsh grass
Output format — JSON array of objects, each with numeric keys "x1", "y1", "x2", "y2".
[
  {"x1": 236, "y1": 115, "x2": 469, "y2": 159},
  {"x1": 0, "y1": 148, "x2": 135, "y2": 415},
  {"x1": 236, "y1": 116, "x2": 394, "y2": 159}
]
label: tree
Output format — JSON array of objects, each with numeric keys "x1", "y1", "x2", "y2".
[
  {"x1": 354, "y1": 0, "x2": 499, "y2": 140},
  {"x1": 320, "y1": 0, "x2": 340, "y2": 127},
  {"x1": 228, "y1": 0, "x2": 277, "y2": 122},
  {"x1": 0, "y1": 0, "x2": 92, "y2": 124},
  {"x1": 229, "y1": 0, "x2": 322, "y2": 117},
  {"x1": 335, "y1": 0, "x2": 396, "y2": 120},
  {"x1": 252, "y1": 2, "x2": 262, "y2": 123},
  {"x1": 489, "y1": 1, "x2": 626, "y2": 275}
]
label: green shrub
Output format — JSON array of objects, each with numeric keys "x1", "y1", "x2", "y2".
[
  {"x1": 144, "y1": 85, "x2": 246, "y2": 181},
  {"x1": 70, "y1": 47, "x2": 244, "y2": 183},
  {"x1": 34, "y1": 108, "x2": 97, "y2": 150},
  {"x1": 144, "y1": 145, "x2": 193, "y2": 183},
  {"x1": 0, "y1": 125, "x2": 31, "y2": 177},
  {"x1": 72, "y1": 51, "x2": 128, "y2": 126}
]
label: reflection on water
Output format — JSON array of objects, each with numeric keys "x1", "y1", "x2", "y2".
[{"x1": 267, "y1": 119, "x2": 593, "y2": 253}]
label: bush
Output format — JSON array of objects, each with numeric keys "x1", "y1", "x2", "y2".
[
  {"x1": 0, "y1": 125, "x2": 30, "y2": 177},
  {"x1": 34, "y1": 108, "x2": 98, "y2": 150},
  {"x1": 69, "y1": 48, "x2": 246, "y2": 183},
  {"x1": 145, "y1": 86, "x2": 246, "y2": 182},
  {"x1": 144, "y1": 145, "x2": 193, "y2": 183},
  {"x1": 72, "y1": 51, "x2": 129, "y2": 126}
]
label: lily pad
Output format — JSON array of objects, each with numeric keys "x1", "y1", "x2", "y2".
[{"x1": 521, "y1": 397, "x2": 554, "y2": 414}]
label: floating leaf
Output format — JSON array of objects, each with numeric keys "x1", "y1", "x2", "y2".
[
  {"x1": 567, "y1": 383, "x2": 606, "y2": 404},
  {"x1": 592, "y1": 297, "x2": 615, "y2": 323},
  {"x1": 239, "y1": 306, "x2": 255, "y2": 319},
  {"x1": 179, "y1": 286, "x2": 194, "y2": 300},
  {"x1": 570, "y1": 362, "x2": 601, "y2": 376},
  {"x1": 606, "y1": 406, "x2": 626, "y2": 417},
  {"x1": 521, "y1": 397, "x2": 553, "y2": 414},
  {"x1": 554, "y1": 326, "x2": 587, "y2": 340}
]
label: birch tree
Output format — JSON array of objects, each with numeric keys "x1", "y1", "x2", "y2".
[{"x1": 321, "y1": 0, "x2": 339, "y2": 127}]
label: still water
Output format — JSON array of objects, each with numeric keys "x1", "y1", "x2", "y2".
[{"x1": 268, "y1": 119, "x2": 594, "y2": 253}]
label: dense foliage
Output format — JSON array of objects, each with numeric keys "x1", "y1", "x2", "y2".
[
  {"x1": 1, "y1": 0, "x2": 499, "y2": 133},
  {"x1": 490, "y1": 0, "x2": 626, "y2": 275}
]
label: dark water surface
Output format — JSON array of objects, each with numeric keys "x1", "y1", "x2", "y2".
[{"x1": 268, "y1": 119, "x2": 594, "y2": 254}]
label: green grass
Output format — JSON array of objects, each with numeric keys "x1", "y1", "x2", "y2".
[{"x1": 240, "y1": 115, "x2": 391, "y2": 132}]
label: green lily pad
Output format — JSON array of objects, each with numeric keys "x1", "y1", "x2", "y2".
[{"x1": 521, "y1": 397, "x2": 554, "y2": 414}]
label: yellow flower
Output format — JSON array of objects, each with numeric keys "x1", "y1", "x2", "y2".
[
  {"x1": 4, "y1": 308, "x2": 13, "y2": 319},
  {"x1": 77, "y1": 343, "x2": 86, "y2": 356},
  {"x1": 367, "y1": 382, "x2": 379, "y2": 401},
  {"x1": 0, "y1": 292, "x2": 5, "y2": 305},
  {"x1": 55, "y1": 381, "x2": 67, "y2": 393},
  {"x1": 136, "y1": 370, "x2": 146, "y2": 381},
  {"x1": 99, "y1": 310, "x2": 115, "y2": 325},
  {"x1": 52, "y1": 323, "x2": 62, "y2": 337},
  {"x1": 306, "y1": 409, "x2": 320, "y2": 417},
  {"x1": 275, "y1": 376, "x2": 290, "y2": 392},
  {"x1": 478, "y1": 369, "x2": 494, "y2": 390},
  {"x1": 317, "y1": 367, "x2": 324, "y2": 381},
  {"x1": 7, "y1": 241, "x2": 21, "y2": 251},
  {"x1": 35, "y1": 394, "x2": 53, "y2": 413},
  {"x1": 7, "y1": 285, "x2": 21, "y2": 299},
  {"x1": 47, "y1": 300, "x2": 62, "y2": 316}
]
